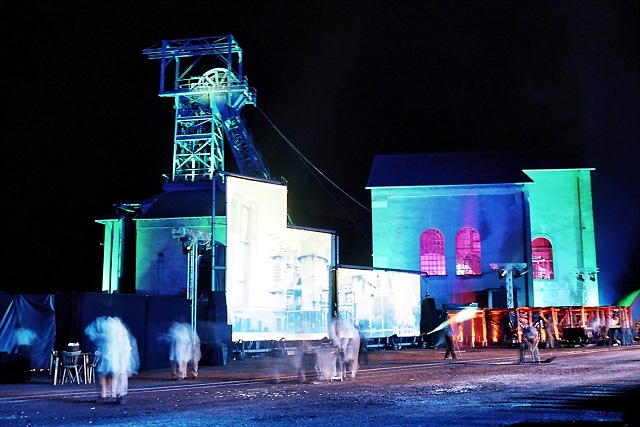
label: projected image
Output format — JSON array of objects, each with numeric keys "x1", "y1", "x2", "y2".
[
  {"x1": 336, "y1": 267, "x2": 421, "y2": 338},
  {"x1": 226, "y1": 175, "x2": 335, "y2": 342}
]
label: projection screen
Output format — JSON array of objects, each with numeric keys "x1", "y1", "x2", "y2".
[
  {"x1": 335, "y1": 266, "x2": 421, "y2": 339},
  {"x1": 226, "y1": 175, "x2": 336, "y2": 342}
]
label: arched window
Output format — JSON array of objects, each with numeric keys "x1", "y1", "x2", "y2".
[
  {"x1": 420, "y1": 228, "x2": 446, "y2": 276},
  {"x1": 456, "y1": 227, "x2": 481, "y2": 275},
  {"x1": 532, "y1": 237, "x2": 554, "y2": 279}
]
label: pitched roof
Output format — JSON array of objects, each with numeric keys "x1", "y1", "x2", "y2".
[
  {"x1": 366, "y1": 150, "x2": 593, "y2": 188},
  {"x1": 135, "y1": 181, "x2": 227, "y2": 220}
]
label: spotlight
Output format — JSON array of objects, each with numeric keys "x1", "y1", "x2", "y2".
[
  {"x1": 182, "y1": 241, "x2": 192, "y2": 254},
  {"x1": 589, "y1": 273, "x2": 596, "y2": 281},
  {"x1": 498, "y1": 269, "x2": 507, "y2": 279},
  {"x1": 577, "y1": 274, "x2": 585, "y2": 281}
]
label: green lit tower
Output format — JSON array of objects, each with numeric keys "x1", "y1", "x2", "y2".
[{"x1": 143, "y1": 35, "x2": 270, "y2": 183}]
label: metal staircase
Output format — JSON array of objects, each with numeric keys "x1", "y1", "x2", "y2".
[{"x1": 223, "y1": 115, "x2": 270, "y2": 181}]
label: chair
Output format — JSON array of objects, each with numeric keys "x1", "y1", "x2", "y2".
[
  {"x1": 85, "y1": 351, "x2": 101, "y2": 384},
  {"x1": 60, "y1": 351, "x2": 82, "y2": 385},
  {"x1": 50, "y1": 351, "x2": 61, "y2": 385}
]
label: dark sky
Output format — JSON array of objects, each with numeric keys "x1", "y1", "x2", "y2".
[{"x1": 2, "y1": 1, "x2": 638, "y2": 303}]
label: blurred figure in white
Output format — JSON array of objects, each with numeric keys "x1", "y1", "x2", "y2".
[
  {"x1": 166, "y1": 321, "x2": 201, "y2": 380},
  {"x1": 14, "y1": 326, "x2": 37, "y2": 349},
  {"x1": 85, "y1": 316, "x2": 139, "y2": 403},
  {"x1": 296, "y1": 340, "x2": 318, "y2": 384},
  {"x1": 544, "y1": 316, "x2": 556, "y2": 349},
  {"x1": 519, "y1": 325, "x2": 540, "y2": 364},
  {"x1": 329, "y1": 318, "x2": 361, "y2": 379}
]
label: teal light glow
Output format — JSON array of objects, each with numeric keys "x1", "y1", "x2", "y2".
[{"x1": 370, "y1": 166, "x2": 599, "y2": 309}]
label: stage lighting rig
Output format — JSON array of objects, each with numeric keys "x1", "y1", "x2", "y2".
[{"x1": 490, "y1": 263, "x2": 527, "y2": 309}]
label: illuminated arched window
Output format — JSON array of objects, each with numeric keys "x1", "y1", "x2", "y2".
[
  {"x1": 532, "y1": 237, "x2": 554, "y2": 279},
  {"x1": 456, "y1": 227, "x2": 481, "y2": 275},
  {"x1": 420, "y1": 228, "x2": 446, "y2": 276}
]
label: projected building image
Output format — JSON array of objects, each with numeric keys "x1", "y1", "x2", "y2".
[
  {"x1": 336, "y1": 266, "x2": 421, "y2": 339},
  {"x1": 226, "y1": 175, "x2": 336, "y2": 342}
]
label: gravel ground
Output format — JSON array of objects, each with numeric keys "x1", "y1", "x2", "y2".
[{"x1": 1, "y1": 343, "x2": 639, "y2": 426}]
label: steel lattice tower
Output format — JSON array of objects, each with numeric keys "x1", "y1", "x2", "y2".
[{"x1": 143, "y1": 35, "x2": 270, "y2": 183}]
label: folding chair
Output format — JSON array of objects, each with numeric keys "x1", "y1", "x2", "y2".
[
  {"x1": 60, "y1": 351, "x2": 82, "y2": 384},
  {"x1": 86, "y1": 351, "x2": 101, "y2": 384}
]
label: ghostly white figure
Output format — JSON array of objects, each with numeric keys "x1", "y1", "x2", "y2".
[
  {"x1": 14, "y1": 327, "x2": 37, "y2": 347},
  {"x1": 295, "y1": 340, "x2": 318, "y2": 384},
  {"x1": 329, "y1": 318, "x2": 361, "y2": 379},
  {"x1": 519, "y1": 325, "x2": 540, "y2": 364},
  {"x1": 85, "y1": 316, "x2": 139, "y2": 402},
  {"x1": 166, "y1": 321, "x2": 201, "y2": 379}
]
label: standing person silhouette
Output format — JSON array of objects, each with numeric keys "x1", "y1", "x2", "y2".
[
  {"x1": 544, "y1": 316, "x2": 556, "y2": 349},
  {"x1": 444, "y1": 323, "x2": 457, "y2": 359}
]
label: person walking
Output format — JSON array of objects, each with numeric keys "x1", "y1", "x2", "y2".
[
  {"x1": 166, "y1": 321, "x2": 201, "y2": 380},
  {"x1": 444, "y1": 323, "x2": 457, "y2": 359},
  {"x1": 85, "y1": 316, "x2": 139, "y2": 403},
  {"x1": 189, "y1": 327, "x2": 201, "y2": 379},
  {"x1": 329, "y1": 318, "x2": 361, "y2": 379}
]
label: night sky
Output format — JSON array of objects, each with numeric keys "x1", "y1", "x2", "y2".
[{"x1": 2, "y1": 1, "x2": 638, "y2": 304}]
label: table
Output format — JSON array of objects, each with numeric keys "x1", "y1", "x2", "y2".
[{"x1": 50, "y1": 351, "x2": 89, "y2": 385}]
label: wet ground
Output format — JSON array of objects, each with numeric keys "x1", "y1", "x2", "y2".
[{"x1": 1, "y1": 343, "x2": 639, "y2": 426}]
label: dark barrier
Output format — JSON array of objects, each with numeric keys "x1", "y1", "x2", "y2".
[
  {"x1": 420, "y1": 298, "x2": 438, "y2": 347},
  {"x1": 198, "y1": 292, "x2": 232, "y2": 366},
  {"x1": 79, "y1": 293, "x2": 148, "y2": 367},
  {"x1": 145, "y1": 296, "x2": 191, "y2": 371},
  {"x1": 0, "y1": 350, "x2": 31, "y2": 383},
  {"x1": 51, "y1": 292, "x2": 225, "y2": 371},
  {"x1": 53, "y1": 293, "x2": 85, "y2": 353},
  {"x1": 0, "y1": 294, "x2": 55, "y2": 371}
]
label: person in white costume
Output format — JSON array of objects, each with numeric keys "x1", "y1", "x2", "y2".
[
  {"x1": 166, "y1": 321, "x2": 201, "y2": 380},
  {"x1": 85, "y1": 316, "x2": 139, "y2": 403}
]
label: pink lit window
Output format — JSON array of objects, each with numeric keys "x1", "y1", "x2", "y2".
[
  {"x1": 532, "y1": 237, "x2": 554, "y2": 279},
  {"x1": 420, "y1": 228, "x2": 446, "y2": 276},
  {"x1": 456, "y1": 227, "x2": 481, "y2": 275}
]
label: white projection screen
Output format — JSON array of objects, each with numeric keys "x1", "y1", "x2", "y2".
[
  {"x1": 336, "y1": 266, "x2": 421, "y2": 339},
  {"x1": 226, "y1": 175, "x2": 336, "y2": 342}
]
